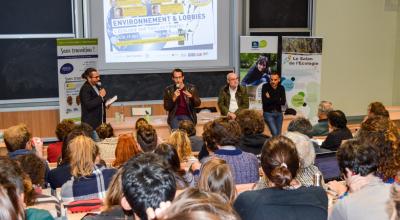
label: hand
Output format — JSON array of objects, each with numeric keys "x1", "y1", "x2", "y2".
[
  {"x1": 182, "y1": 90, "x2": 193, "y2": 98},
  {"x1": 326, "y1": 180, "x2": 347, "y2": 197},
  {"x1": 146, "y1": 201, "x2": 171, "y2": 220},
  {"x1": 172, "y1": 89, "x2": 181, "y2": 102},
  {"x1": 31, "y1": 137, "x2": 44, "y2": 159},
  {"x1": 265, "y1": 92, "x2": 270, "y2": 98},
  {"x1": 99, "y1": 88, "x2": 106, "y2": 98},
  {"x1": 227, "y1": 112, "x2": 236, "y2": 120}
]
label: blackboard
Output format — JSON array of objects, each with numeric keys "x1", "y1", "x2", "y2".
[
  {"x1": 101, "y1": 71, "x2": 230, "y2": 102},
  {"x1": 0, "y1": 38, "x2": 59, "y2": 100}
]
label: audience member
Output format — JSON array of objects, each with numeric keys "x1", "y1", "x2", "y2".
[
  {"x1": 96, "y1": 123, "x2": 119, "y2": 162},
  {"x1": 154, "y1": 143, "x2": 195, "y2": 189},
  {"x1": 198, "y1": 121, "x2": 214, "y2": 161},
  {"x1": 178, "y1": 120, "x2": 204, "y2": 152},
  {"x1": 4, "y1": 123, "x2": 43, "y2": 159},
  {"x1": 328, "y1": 139, "x2": 391, "y2": 220},
  {"x1": 135, "y1": 117, "x2": 148, "y2": 130},
  {"x1": 320, "y1": 110, "x2": 353, "y2": 151},
  {"x1": 112, "y1": 134, "x2": 142, "y2": 168},
  {"x1": 61, "y1": 135, "x2": 116, "y2": 202},
  {"x1": 121, "y1": 153, "x2": 176, "y2": 220},
  {"x1": 168, "y1": 130, "x2": 198, "y2": 167},
  {"x1": 47, "y1": 119, "x2": 75, "y2": 163},
  {"x1": 136, "y1": 124, "x2": 158, "y2": 152},
  {"x1": 234, "y1": 136, "x2": 328, "y2": 220},
  {"x1": 0, "y1": 174, "x2": 25, "y2": 220},
  {"x1": 206, "y1": 117, "x2": 259, "y2": 184},
  {"x1": 311, "y1": 101, "x2": 333, "y2": 136},
  {"x1": 198, "y1": 158, "x2": 236, "y2": 203},
  {"x1": 357, "y1": 115, "x2": 400, "y2": 182},
  {"x1": 236, "y1": 109, "x2": 269, "y2": 155},
  {"x1": 367, "y1": 101, "x2": 389, "y2": 119}
]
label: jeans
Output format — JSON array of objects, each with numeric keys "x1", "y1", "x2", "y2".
[
  {"x1": 170, "y1": 114, "x2": 193, "y2": 129},
  {"x1": 263, "y1": 111, "x2": 283, "y2": 136}
]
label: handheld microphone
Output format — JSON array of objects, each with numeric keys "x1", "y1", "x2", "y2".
[
  {"x1": 176, "y1": 83, "x2": 181, "y2": 90},
  {"x1": 96, "y1": 82, "x2": 103, "y2": 90}
]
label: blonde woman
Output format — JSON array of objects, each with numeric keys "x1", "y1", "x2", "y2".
[
  {"x1": 168, "y1": 130, "x2": 198, "y2": 170},
  {"x1": 61, "y1": 135, "x2": 116, "y2": 202}
]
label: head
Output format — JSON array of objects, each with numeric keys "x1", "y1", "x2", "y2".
[
  {"x1": 0, "y1": 174, "x2": 25, "y2": 220},
  {"x1": 256, "y1": 56, "x2": 268, "y2": 72},
  {"x1": 55, "y1": 119, "x2": 75, "y2": 141},
  {"x1": 81, "y1": 67, "x2": 100, "y2": 86},
  {"x1": 236, "y1": 109, "x2": 265, "y2": 136},
  {"x1": 168, "y1": 130, "x2": 192, "y2": 162},
  {"x1": 261, "y1": 136, "x2": 300, "y2": 189},
  {"x1": 163, "y1": 188, "x2": 239, "y2": 220},
  {"x1": 269, "y1": 72, "x2": 281, "y2": 88},
  {"x1": 284, "y1": 132, "x2": 315, "y2": 168},
  {"x1": 198, "y1": 158, "x2": 236, "y2": 204},
  {"x1": 171, "y1": 68, "x2": 184, "y2": 87},
  {"x1": 121, "y1": 153, "x2": 176, "y2": 220},
  {"x1": 178, "y1": 120, "x2": 196, "y2": 137},
  {"x1": 208, "y1": 117, "x2": 242, "y2": 147},
  {"x1": 113, "y1": 134, "x2": 142, "y2": 168},
  {"x1": 202, "y1": 121, "x2": 218, "y2": 152},
  {"x1": 16, "y1": 154, "x2": 46, "y2": 187},
  {"x1": 103, "y1": 168, "x2": 133, "y2": 216},
  {"x1": 60, "y1": 128, "x2": 91, "y2": 165},
  {"x1": 226, "y1": 72, "x2": 239, "y2": 90},
  {"x1": 368, "y1": 102, "x2": 389, "y2": 118},
  {"x1": 69, "y1": 135, "x2": 99, "y2": 177},
  {"x1": 287, "y1": 117, "x2": 313, "y2": 137},
  {"x1": 327, "y1": 110, "x2": 347, "y2": 129},
  {"x1": 135, "y1": 118, "x2": 149, "y2": 130},
  {"x1": 317, "y1": 101, "x2": 333, "y2": 119},
  {"x1": 136, "y1": 124, "x2": 158, "y2": 152},
  {"x1": 4, "y1": 124, "x2": 31, "y2": 153},
  {"x1": 96, "y1": 123, "x2": 114, "y2": 140},
  {"x1": 154, "y1": 143, "x2": 183, "y2": 174},
  {"x1": 336, "y1": 139, "x2": 379, "y2": 177}
]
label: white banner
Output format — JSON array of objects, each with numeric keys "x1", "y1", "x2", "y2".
[
  {"x1": 239, "y1": 36, "x2": 279, "y2": 110},
  {"x1": 281, "y1": 37, "x2": 323, "y2": 122},
  {"x1": 57, "y1": 39, "x2": 98, "y2": 122}
]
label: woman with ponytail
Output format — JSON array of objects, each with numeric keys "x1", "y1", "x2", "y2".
[{"x1": 233, "y1": 136, "x2": 328, "y2": 220}]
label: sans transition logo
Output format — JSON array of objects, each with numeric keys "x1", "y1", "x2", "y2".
[{"x1": 251, "y1": 40, "x2": 267, "y2": 49}]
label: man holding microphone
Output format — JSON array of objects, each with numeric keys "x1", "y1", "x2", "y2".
[{"x1": 163, "y1": 68, "x2": 201, "y2": 129}]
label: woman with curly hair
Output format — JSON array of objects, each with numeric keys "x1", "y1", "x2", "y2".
[{"x1": 168, "y1": 130, "x2": 198, "y2": 168}]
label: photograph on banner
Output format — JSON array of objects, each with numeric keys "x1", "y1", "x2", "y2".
[
  {"x1": 239, "y1": 36, "x2": 278, "y2": 110},
  {"x1": 104, "y1": 0, "x2": 217, "y2": 63},
  {"x1": 57, "y1": 39, "x2": 99, "y2": 122},
  {"x1": 281, "y1": 37, "x2": 323, "y2": 122}
]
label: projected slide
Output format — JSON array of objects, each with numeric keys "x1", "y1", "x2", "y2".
[{"x1": 104, "y1": 0, "x2": 217, "y2": 63}]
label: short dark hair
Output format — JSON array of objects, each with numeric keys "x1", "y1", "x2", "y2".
[
  {"x1": 236, "y1": 109, "x2": 265, "y2": 136},
  {"x1": 171, "y1": 68, "x2": 184, "y2": 77},
  {"x1": 96, "y1": 123, "x2": 114, "y2": 139},
  {"x1": 256, "y1": 56, "x2": 268, "y2": 66},
  {"x1": 270, "y1": 72, "x2": 280, "y2": 78},
  {"x1": 16, "y1": 154, "x2": 46, "y2": 186},
  {"x1": 136, "y1": 124, "x2": 158, "y2": 152},
  {"x1": 261, "y1": 136, "x2": 299, "y2": 189},
  {"x1": 179, "y1": 120, "x2": 196, "y2": 136},
  {"x1": 122, "y1": 153, "x2": 176, "y2": 220},
  {"x1": 209, "y1": 117, "x2": 241, "y2": 147},
  {"x1": 336, "y1": 139, "x2": 379, "y2": 176},
  {"x1": 55, "y1": 119, "x2": 75, "y2": 141},
  {"x1": 328, "y1": 110, "x2": 347, "y2": 129},
  {"x1": 287, "y1": 117, "x2": 313, "y2": 136},
  {"x1": 202, "y1": 121, "x2": 218, "y2": 152},
  {"x1": 81, "y1": 67, "x2": 97, "y2": 79}
]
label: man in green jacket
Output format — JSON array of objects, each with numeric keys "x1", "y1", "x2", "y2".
[{"x1": 218, "y1": 72, "x2": 249, "y2": 119}]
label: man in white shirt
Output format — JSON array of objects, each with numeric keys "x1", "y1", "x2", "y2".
[{"x1": 218, "y1": 72, "x2": 249, "y2": 119}]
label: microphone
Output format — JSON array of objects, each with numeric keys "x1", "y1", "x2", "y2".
[
  {"x1": 176, "y1": 83, "x2": 181, "y2": 90},
  {"x1": 96, "y1": 81, "x2": 103, "y2": 90}
]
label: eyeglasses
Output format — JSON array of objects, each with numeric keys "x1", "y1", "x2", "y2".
[
  {"x1": 173, "y1": 76, "x2": 183, "y2": 79},
  {"x1": 91, "y1": 76, "x2": 100, "y2": 79},
  {"x1": 228, "y1": 77, "x2": 239, "y2": 81}
]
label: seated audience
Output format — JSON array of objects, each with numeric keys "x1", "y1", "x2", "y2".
[
  {"x1": 357, "y1": 115, "x2": 400, "y2": 182},
  {"x1": 112, "y1": 134, "x2": 142, "y2": 168},
  {"x1": 0, "y1": 174, "x2": 25, "y2": 220},
  {"x1": 136, "y1": 124, "x2": 158, "y2": 152},
  {"x1": 198, "y1": 158, "x2": 236, "y2": 204},
  {"x1": 236, "y1": 109, "x2": 269, "y2": 155},
  {"x1": 311, "y1": 100, "x2": 333, "y2": 136},
  {"x1": 320, "y1": 110, "x2": 353, "y2": 151},
  {"x1": 178, "y1": 120, "x2": 204, "y2": 152},
  {"x1": 4, "y1": 123, "x2": 43, "y2": 159},
  {"x1": 96, "y1": 123, "x2": 119, "y2": 161},
  {"x1": 121, "y1": 153, "x2": 176, "y2": 220},
  {"x1": 206, "y1": 117, "x2": 259, "y2": 184},
  {"x1": 328, "y1": 139, "x2": 391, "y2": 220},
  {"x1": 135, "y1": 117, "x2": 148, "y2": 130},
  {"x1": 198, "y1": 121, "x2": 214, "y2": 161},
  {"x1": 47, "y1": 119, "x2": 75, "y2": 163},
  {"x1": 47, "y1": 128, "x2": 91, "y2": 189},
  {"x1": 154, "y1": 143, "x2": 195, "y2": 189},
  {"x1": 168, "y1": 130, "x2": 198, "y2": 169},
  {"x1": 61, "y1": 135, "x2": 116, "y2": 202},
  {"x1": 234, "y1": 136, "x2": 328, "y2": 220},
  {"x1": 366, "y1": 101, "x2": 389, "y2": 119},
  {"x1": 0, "y1": 156, "x2": 54, "y2": 220},
  {"x1": 16, "y1": 154, "x2": 60, "y2": 218}
]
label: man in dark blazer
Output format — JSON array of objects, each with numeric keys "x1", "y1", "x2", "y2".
[{"x1": 79, "y1": 67, "x2": 107, "y2": 130}]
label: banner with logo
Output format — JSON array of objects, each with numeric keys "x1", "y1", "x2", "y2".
[
  {"x1": 57, "y1": 39, "x2": 98, "y2": 122},
  {"x1": 281, "y1": 37, "x2": 323, "y2": 122},
  {"x1": 239, "y1": 36, "x2": 278, "y2": 110}
]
